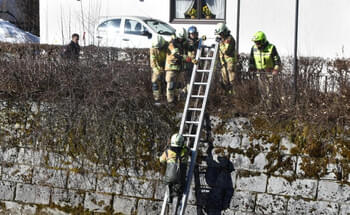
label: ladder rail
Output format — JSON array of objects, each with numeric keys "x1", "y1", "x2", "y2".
[
  {"x1": 184, "y1": 47, "x2": 211, "y2": 147},
  {"x1": 160, "y1": 40, "x2": 219, "y2": 215},
  {"x1": 160, "y1": 39, "x2": 204, "y2": 215},
  {"x1": 179, "y1": 41, "x2": 219, "y2": 215},
  {"x1": 179, "y1": 39, "x2": 204, "y2": 136}
]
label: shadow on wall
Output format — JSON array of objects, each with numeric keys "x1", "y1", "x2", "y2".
[{"x1": 194, "y1": 115, "x2": 234, "y2": 215}]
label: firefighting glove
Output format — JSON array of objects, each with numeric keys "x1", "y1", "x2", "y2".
[
  {"x1": 192, "y1": 59, "x2": 198, "y2": 64},
  {"x1": 201, "y1": 35, "x2": 207, "y2": 41},
  {"x1": 215, "y1": 36, "x2": 221, "y2": 42}
]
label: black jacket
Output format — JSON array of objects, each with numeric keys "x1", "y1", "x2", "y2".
[{"x1": 63, "y1": 41, "x2": 80, "y2": 61}]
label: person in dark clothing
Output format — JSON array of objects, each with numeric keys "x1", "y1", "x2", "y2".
[{"x1": 63, "y1": 33, "x2": 80, "y2": 61}]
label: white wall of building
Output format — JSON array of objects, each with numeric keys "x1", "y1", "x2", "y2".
[{"x1": 40, "y1": 0, "x2": 350, "y2": 58}]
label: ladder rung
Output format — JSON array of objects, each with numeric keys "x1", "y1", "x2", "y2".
[
  {"x1": 194, "y1": 82, "x2": 208, "y2": 85},
  {"x1": 197, "y1": 70, "x2": 210, "y2": 72},
  {"x1": 199, "y1": 57, "x2": 214, "y2": 60},
  {"x1": 185, "y1": 121, "x2": 199, "y2": 124},
  {"x1": 191, "y1": 95, "x2": 205, "y2": 98},
  {"x1": 183, "y1": 134, "x2": 196, "y2": 138},
  {"x1": 188, "y1": 108, "x2": 202, "y2": 111}
]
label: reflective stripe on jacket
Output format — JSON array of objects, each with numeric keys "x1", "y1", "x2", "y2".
[
  {"x1": 159, "y1": 148, "x2": 188, "y2": 163},
  {"x1": 219, "y1": 34, "x2": 236, "y2": 65},
  {"x1": 165, "y1": 39, "x2": 188, "y2": 71},
  {"x1": 250, "y1": 43, "x2": 281, "y2": 71},
  {"x1": 150, "y1": 45, "x2": 167, "y2": 73}
]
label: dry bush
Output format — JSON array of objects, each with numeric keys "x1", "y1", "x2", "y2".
[{"x1": 0, "y1": 43, "x2": 349, "y2": 178}]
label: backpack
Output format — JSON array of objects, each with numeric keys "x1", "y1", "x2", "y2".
[{"x1": 164, "y1": 150, "x2": 181, "y2": 183}]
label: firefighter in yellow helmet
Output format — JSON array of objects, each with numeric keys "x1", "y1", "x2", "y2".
[
  {"x1": 159, "y1": 133, "x2": 189, "y2": 205},
  {"x1": 249, "y1": 31, "x2": 281, "y2": 108},
  {"x1": 150, "y1": 35, "x2": 169, "y2": 104},
  {"x1": 215, "y1": 23, "x2": 237, "y2": 94},
  {"x1": 248, "y1": 31, "x2": 281, "y2": 74},
  {"x1": 165, "y1": 28, "x2": 196, "y2": 104}
]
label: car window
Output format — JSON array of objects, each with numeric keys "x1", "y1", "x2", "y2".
[
  {"x1": 97, "y1": 19, "x2": 121, "y2": 33},
  {"x1": 144, "y1": 19, "x2": 175, "y2": 36},
  {"x1": 124, "y1": 19, "x2": 146, "y2": 36}
]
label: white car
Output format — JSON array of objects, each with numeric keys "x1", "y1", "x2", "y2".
[
  {"x1": 0, "y1": 19, "x2": 39, "y2": 43},
  {"x1": 96, "y1": 16, "x2": 175, "y2": 48}
]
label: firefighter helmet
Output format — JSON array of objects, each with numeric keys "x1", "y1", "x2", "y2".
[{"x1": 170, "y1": 133, "x2": 184, "y2": 147}]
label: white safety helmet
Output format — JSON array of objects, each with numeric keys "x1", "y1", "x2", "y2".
[
  {"x1": 174, "y1": 28, "x2": 187, "y2": 40},
  {"x1": 152, "y1": 35, "x2": 166, "y2": 48},
  {"x1": 170, "y1": 133, "x2": 184, "y2": 147},
  {"x1": 215, "y1": 23, "x2": 227, "y2": 35}
]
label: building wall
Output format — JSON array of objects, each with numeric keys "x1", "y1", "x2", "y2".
[{"x1": 40, "y1": 0, "x2": 350, "y2": 58}]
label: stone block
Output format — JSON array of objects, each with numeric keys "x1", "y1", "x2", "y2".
[
  {"x1": 320, "y1": 162, "x2": 340, "y2": 180},
  {"x1": 123, "y1": 178, "x2": 154, "y2": 198},
  {"x1": 255, "y1": 193, "x2": 287, "y2": 214},
  {"x1": 267, "y1": 176, "x2": 317, "y2": 199},
  {"x1": 113, "y1": 196, "x2": 137, "y2": 215},
  {"x1": 15, "y1": 184, "x2": 50, "y2": 205},
  {"x1": 17, "y1": 148, "x2": 34, "y2": 165},
  {"x1": 318, "y1": 180, "x2": 350, "y2": 203},
  {"x1": 3, "y1": 148, "x2": 18, "y2": 163},
  {"x1": 214, "y1": 134, "x2": 241, "y2": 148},
  {"x1": 0, "y1": 201, "x2": 37, "y2": 215},
  {"x1": 221, "y1": 209, "x2": 236, "y2": 215},
  {"x1": 236, "y1": 173, "x2": 267, "y2": 193},
  {"x1": 0, "y1": 181, "x2": 15, "y2": 200},
  {"x1": 48, "y1": 152, "x2": 73, "y2": 169},
  {"x1": 32, "y1": 167, "x2": 67, "y2": 188},
  {"x1": 230, "y1": 191, "x2": 256, "y2": 212},
  {"x1": 51, "y1": 188, "x2": 84, "y2": 208},
  {"x1": 184, "y1": 204, "x2": 197, "y2": 215},
  {"x1": 2, "y1": 164, "x2": 32, "y2": 183},
  {"x1": 67, "y1": 171, "x2": 96, "y2": 191},
  {"x1": 38, "y1": 208, "x2": 71, "y2": 215},
  {"x1": 232, "y1": 153, "x2": 269, "y2": 172},
  {"x1": 233, "y1": 212, "x2": 255, "y2": 215},
  {"x1": 279, "y1": 137, "x2": 297, "y2": 155},
  {"x1": 231, "y1": 154, "x2": 251, "y2": 170},
  {"x1": 84, "y1": 192, "x2": 112, "y2": 213},
  {"x1": 287, "y1": 198, "x2": 339, "y2": 215},
  {"x1": 268, "y1": 156, "x2": 297, "y2": 176},
  {"x1": 339, "y1": 204, "x2": 350, "y2": 215},
  {"x1": 137, "y1": 199, "x2": 162, "y2": 215},
  {"x1": 96, "y1": 175, "x2": 123, "y2": 194},
  {"x1": 32, "y1": 150, "x2": 48, "y2": 166},
  {"x1": 154, "y1": 180, "x2": 167, "y2": 200},
  {"x1": 241, "y1": 134, "x2": 251, "y2": 149}
]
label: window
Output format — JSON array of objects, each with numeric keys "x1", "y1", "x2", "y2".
[
  {"x1": 171, "y1": 0, "x2": 225, "y2": 22},
  {"x1": 97, "y1": 19, "x2": 121, "y2": 33},
  {"x1": 144, "y1": 19, "x2": 176, "y2": 36},
  {"x1": 124, "y1": 19, "x2": 146, "y2": 36}
]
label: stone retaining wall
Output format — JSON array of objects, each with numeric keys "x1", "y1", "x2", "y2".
[{"x1": 0, "y1": 116, "x2": 349, "y2": 214}]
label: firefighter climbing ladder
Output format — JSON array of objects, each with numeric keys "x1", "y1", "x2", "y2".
[{"x1": 160, "y1": 39, "x2": 219, "y2": 215}]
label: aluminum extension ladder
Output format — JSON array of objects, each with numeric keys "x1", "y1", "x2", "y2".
[{"x1": 160, "y1": 39, "x2": 219, "y2": 215}]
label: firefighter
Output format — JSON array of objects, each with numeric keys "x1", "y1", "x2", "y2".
[
  {"x1": 214, "y1": 23, "x2": 236, "y2": 94},
  {"x1": 183, "y1": 26, "x2": 200, "y2": 94},
  {"x1": 150, "y1": 35, "x2": 168, "y2": 104},
  {"x1": 248, "y1": 31, "x2": 281, "y2": 108},
  {"x1": 159, "y1": 133, "x2": 189, "y2": 205},
  {"x1": 248, "y1": 31, "x2": 281, "y2": 74},
  {"x1": 165, "y1": 28, "x2": 196, "y2": 104}
]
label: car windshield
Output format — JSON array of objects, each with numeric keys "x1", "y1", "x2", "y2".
[{"x1": 144, "y1": 19, "x2": 175, "y2": 36}]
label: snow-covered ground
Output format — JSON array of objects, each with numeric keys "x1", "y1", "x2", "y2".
[{"x1": 0, "y1": 19, "x2": 39, "y2": 43}]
